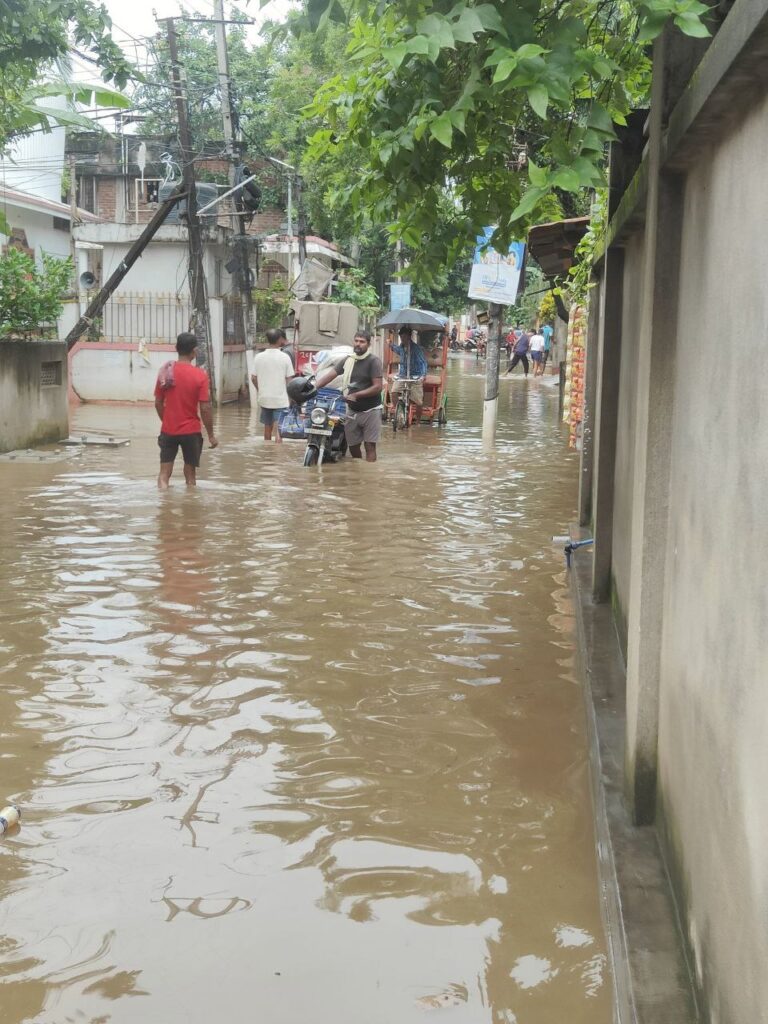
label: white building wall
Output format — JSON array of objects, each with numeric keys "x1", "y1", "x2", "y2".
[
  {"x1": 656, "y1": 85, "x2": 768, "y2": 1024},
  {"x1": 0, "y1": 207, "x2": 71, "y2": 268},
  {"x1": 1, "y1": 126, "x2": 66, "y2": 205}
]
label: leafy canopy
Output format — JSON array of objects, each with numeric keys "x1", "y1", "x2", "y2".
[
  {"x1": 0, "y1": 0, "x2": 133, "y2": 148},
  {"x1": 303, "y1": 0, "x2": 709, "y2": 276}
]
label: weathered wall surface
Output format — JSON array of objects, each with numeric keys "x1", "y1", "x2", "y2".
[
  {"x1": 69, "y1": 341, "x2": 245, "y2": 404},
  {"x1": 0, "y1": 340, "x2": 69, "y2": 451},
  {"x1": 582, "y1": 9, "x2": 768, "y2": 1022},
  {"x1": 610, "y1": 230, "x2": 644, "y2": 649},
  {"x1": 657, "y1": 86, "x2": 768, "y2": 1024}
]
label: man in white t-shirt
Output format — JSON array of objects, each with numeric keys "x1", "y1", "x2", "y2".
[
  {"x1": 529, "y1": 328, "x2": 546, "y2": 377},
  {"x1": 250, "y1": 328, "x2": 295, "y2": 443}
]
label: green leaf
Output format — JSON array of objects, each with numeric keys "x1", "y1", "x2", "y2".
[
  {"x1": 0, "y1": 211, "x2": 9, "y2": 237},
  {"x1": 417, "y1": 13, "x2": 455, "y2": 50},
  {"x1": 449, "y1": 107, "x2": 467, "y2": 134},
  {"x1": 552, "y1": 166, "x2": 581, "y2": 191},
  {"x1": 587, "y1": 102, "x2": 614, "y2": 135},
  {"x1": 580, "y1": 128, "x2": 606, "y2": 153},
  {"x1": 527, "y1": 160, "x2": 548, "y2": 187},
  {"x1": 473, "y1": 4, "x2": 506, "y2": 34},
  {"x1": 592, "y1": 58, "x2": 614, "y2": 79},
  {"x1": 30, "y1": 105, "x2": 104, "y2": 130},
  {"x1": 509, "y1": 186, "x2": 547, "y2": 221},
  {"x1": 405, "y1": 35, "x2": 430, "y2": 55},
  {"x1": 493, "y1": 57, "x2": 518, "y2": 83},
  {"x1": 383, "y1": 43, "x2": 409, "y2": 70},
  {"x1": 527, "y1": 84, "x2": 549, "y2": 118},
  {"x1": 430, "y1": 113, "x2": 453, "y2": 148},
  {"x1": 516, "y1": 43, "x2": 546, "y2": 60},
  {"x1": 637, "y1": 12, "x2": 670, "y2": 42},
  {"x1": 453, "y1": 7, "x2": 485, "y2": 42},
  {"x1": 674, "y1": 12, "x2": 711, "y2": 37}
]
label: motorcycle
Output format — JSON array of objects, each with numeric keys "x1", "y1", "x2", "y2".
[{"x1": 287, "y1": 376, "x2": 347, "y2": 467}]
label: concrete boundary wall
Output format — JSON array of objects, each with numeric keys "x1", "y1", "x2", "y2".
[
  {"x1": 69, "y1": 341, "x2": 247, "y2": 405},
  {"x1": 580, "y1": 2, "x2": 768, "y2": 1021},
  {"x1": 0, "y1": 340, "x2": 69, "y2": 452}
]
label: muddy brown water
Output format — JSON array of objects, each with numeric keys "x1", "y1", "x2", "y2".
[{"x1": 0, "y1": 361, "x2": 611, "y2": 1023}]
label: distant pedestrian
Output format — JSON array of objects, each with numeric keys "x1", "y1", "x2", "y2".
[
  {"x1": 505, "y1": 329, "x2": 530, "y2": 377},
  {"x1": 542, "y1": 323, "x2": 553, "y2": 370},
  {"x1": 154, "y1": 332, "x2": 218, "y2": 490},
  {"x1": 529, "y1": 328, "x2": 546, "y2": 376},
  {"x1": 251, "y1": 328, "x2": 296, "y2": 443}
]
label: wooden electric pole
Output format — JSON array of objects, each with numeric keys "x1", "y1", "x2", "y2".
[
  {"x1": 482, "y1": 302, "x2": 505, "y2": 445},
  {"x1": 163, "y1": 17, "x2": 216, "y2": 401}
]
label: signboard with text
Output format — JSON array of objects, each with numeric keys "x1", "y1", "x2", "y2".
[
  {"x1": 388, "y1": 282, "x2": 412, "y2": 311},
  {"x1": 467, "y1": 228, "x2": 525, "y2": 306}
]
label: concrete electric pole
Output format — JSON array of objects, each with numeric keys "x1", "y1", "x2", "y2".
[
  {"x1": 482, "y1": 302, "x2": 505, "y2": 446},
  {"x1": 212, "y1": 0, "x2": 256, "y2": 366},
  {"x1": 163, "y1": 16, "x2": 216, "y2": 402}
]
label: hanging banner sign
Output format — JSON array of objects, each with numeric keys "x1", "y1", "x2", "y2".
[
  {"x1": 467, "y1": 228, "x2": 525, "y2": 305},
  {"x1": 388, "y1": 282, "x2": 412, "y2": 311}
]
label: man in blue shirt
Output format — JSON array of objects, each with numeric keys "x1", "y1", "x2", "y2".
[
  {"x1": 505, "y1": 329, "x2": 530, "y2": 377},
  {"x1": 391, "y1": 327, "x2": 428, "y2": 423}
]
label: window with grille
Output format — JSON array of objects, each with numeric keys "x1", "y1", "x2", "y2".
[
  {"x1": 40, "y1": 361, "x2": 62, "y2": 387},
  {"x1": 77, "y1": 176, "x2": 95, "y2": 213}
]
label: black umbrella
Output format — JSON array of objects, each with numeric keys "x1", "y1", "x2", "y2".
[{"x1": 377, "y1": 307, "x2": 447, "y2": 329}]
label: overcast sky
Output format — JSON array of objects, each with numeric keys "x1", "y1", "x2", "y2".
[{"x1": 101, "y1": 0, "x2": 296, "y2": 56}]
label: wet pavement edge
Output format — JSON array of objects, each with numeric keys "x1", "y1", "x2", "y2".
[{"x1": 569, "y1": 534, "x2": 700, "y2": 1024}]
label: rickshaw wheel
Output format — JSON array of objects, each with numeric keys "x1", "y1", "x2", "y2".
[
  {"x1": 394, "y1": 402, "x2": 407, "y2": 432},
  {"x1": 437, "y1": 399, "x2": 448, "y2": 426}
]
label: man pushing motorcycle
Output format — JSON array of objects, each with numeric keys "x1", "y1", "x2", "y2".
[{"x1": 315, "y1": 330, "x2": 383, "y2": 463}]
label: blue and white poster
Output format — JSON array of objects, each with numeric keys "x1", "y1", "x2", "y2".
[
  {"x1": 388, "y1": 282, "x2": 412, "y2": 310},
  {"x1": 467, "y1": 229, "x2": 525, "y2": 305}
]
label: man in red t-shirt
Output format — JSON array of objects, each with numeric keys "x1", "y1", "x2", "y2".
[{"x1": 154, "y1": 332, "x2": 218, "y2": 489}]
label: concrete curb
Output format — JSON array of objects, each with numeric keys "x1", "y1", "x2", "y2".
[{"x1": 568, "y1": 537, "x2": 700, "y2": 1024}]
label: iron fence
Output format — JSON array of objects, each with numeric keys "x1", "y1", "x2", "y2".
[{"x1": 100, "y1": 293, "x2": 193, "y2": 343}]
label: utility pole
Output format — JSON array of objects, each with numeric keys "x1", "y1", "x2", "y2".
[
  {"x1": 212, "y1": 0, "x2": 256, "y2": 373},
  {"x1": 68, "y1": 153, "x2": 81, "y2": 315},
  {"x1": 482, "y1": 302, "x2": 505, "y2": 446},
  {"x1": 66, "y1": 184, "x2": 186, "y2": 349},
  {"x1": 296, "y1": 173, "x2": 307, "y2": 265},
  {"x1": 163, "y1": 16, "x2": 216, "y2": 401}
]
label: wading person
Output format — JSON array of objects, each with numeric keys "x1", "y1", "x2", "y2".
[
  {"x1": 542, "y1": 323, "x2": 553, "y2": 371},
  {"x1": 251, "y1": 327, "x2": 295, "y2": 443},
  {"x1": 505, "y1": 328, "x2": 530, "y2": 377},
  {"x1": 316, "y1": 330, "x2": 383, "y2": 462},
  {"x1": 390, "y1": 326, "x2": 428, "y2": 423},
  {"x1": 529, "y1": 327, "x2": 546, "y2": 376},
  {"x1": 154, "y1": 332, "x2": 218, "y2": 490}
]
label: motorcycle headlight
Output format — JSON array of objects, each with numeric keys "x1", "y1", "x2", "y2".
[{"x1": 310, "y1": 406, "x2": 328, "y2": 426}]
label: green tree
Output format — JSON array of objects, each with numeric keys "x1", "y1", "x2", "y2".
[
  {"x1": 0, "y1": 249, "x2": 73, "y2": 338},
  {"x1": 0, "y1": 0, "x2": 132, "y2": 148},
  {"x1": 304, "y1": 0, "x2": 709, "y2": 276},
  {"x1": 329, "y1": 267, "x2": 381, "y2": 320}
]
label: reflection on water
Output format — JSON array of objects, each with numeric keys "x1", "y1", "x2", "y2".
[{"x1": 0, "y1": 362, "x2": 610, "y2": 1023}]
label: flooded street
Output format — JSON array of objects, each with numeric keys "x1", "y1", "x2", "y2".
[{"x1": 0, "y1": 361, "x2": 611, "y2": 1023}]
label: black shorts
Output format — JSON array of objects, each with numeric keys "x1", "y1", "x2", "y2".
[{"x1": 158, "y1": 432, "x2": 203, "y2": 467}]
